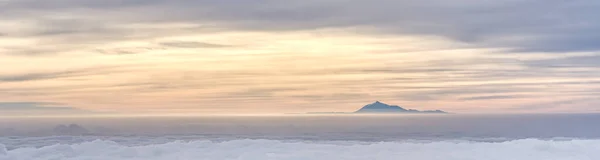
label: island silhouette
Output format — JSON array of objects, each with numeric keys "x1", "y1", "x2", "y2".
[{"x1": 306, "y1": 101, "x2": 447, "y2": 114}]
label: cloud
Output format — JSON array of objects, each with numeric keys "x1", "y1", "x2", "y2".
[
  {"x1": 286, "y1": 93, "x2": 372, "y2": 102},
  {"x1": 526, "y1": 54, "x2": 600, "y2": 68},
  {"x1": 95, "y1": 47, "x2": 165, "y2": 55},
  {"x1": 226, "y1": 87, "x2": 304, "y2": 98},
  {"x1": 2, "y1": 46, "x2": 76, "y2": 56},
  {"x1": 395, "y1": 78, "x2": 600, "y2": 102},
  {"x1": 0, "y1": 102, "x2": 96, "y2": 115},
  {"x1": 2, "y1": 0, "x2": 599, "y2": 53},
  {"x1": 159, "y1": 41, "x2": 232, "y2": 49},
  {"x1": 512, "y1": 97, "x2": 600, "y2": 112},
  {"x1": 0, "y1": 70, "x2": 82, "y2": 82},
  {"x1": 0, "y1": 102, "x2": 72, "y2": 110},
  {"x1": 0, "y1": 66, "x2": 121, "y2": 82},
  {"x1": 396, "y1": 86, "x2": 529, "y2": 101},
  {"x1": 460, "y1": 95, "x2": 523, "y2": 101}
]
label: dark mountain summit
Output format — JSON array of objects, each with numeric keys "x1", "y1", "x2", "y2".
[{"x1": 355, "y1": 101, "x2": 446, "y2": 114}]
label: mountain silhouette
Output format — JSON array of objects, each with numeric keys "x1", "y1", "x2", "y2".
[
  {"x1": 355, "y1": 101, "x2": 446, "y2": 114},
  {"x1": 53, "y1": 124, "x2": 90, "y2": 135}
]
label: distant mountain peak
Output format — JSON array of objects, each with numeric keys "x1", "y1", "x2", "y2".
[
  {"x1": 370, "y1": 101, "x2": 387, "y2": 105},
  {"x1": 53, "y1": 124, "x2": 89, "y2": 135},
  {"x1": 355, "y1": 101, "x2": 446, "y2": 114}
]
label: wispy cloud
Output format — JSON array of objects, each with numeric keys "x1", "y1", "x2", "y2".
[
  {"x1": 2, "y1": 0, "x2": 599, "y2": 53},
  {"x1": 460, "y1": 95, "x2": 523, "y2": 101},
  {"x1": 526, "y1": 54, "x2": 600, "y2": 68},
  {"x1": 0, "y1": 102, "x2": 70, "y2": 110},
  {"x1": 0, "y1": 102, "x2": 96, "y2": 115},
  {"x1": 159, "y1": 41, "x2": 232, "y2": 49},
  {"x1": 0, "y1": 66, "x2": 122, "y2": 82}
]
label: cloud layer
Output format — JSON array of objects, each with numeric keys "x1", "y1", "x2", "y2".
[
  {"x1": 3, "y1": 139, "x2": 600, "y2": 159},
  {"x1": 3, "y1": 0, "x2": 600, "y2": 53}
]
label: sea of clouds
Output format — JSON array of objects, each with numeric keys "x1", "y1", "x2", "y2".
[{"x1": 1, "y1": 138, "x2": 598, "y2": 160}]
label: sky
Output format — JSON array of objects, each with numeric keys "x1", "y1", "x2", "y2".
[{"x1": 0, "y1": 0, "x2": 599, "y2": 115}]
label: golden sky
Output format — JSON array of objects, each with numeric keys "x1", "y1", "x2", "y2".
[{"x1": 1, "y1": 0, "x2": 600, "y2": 115}]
